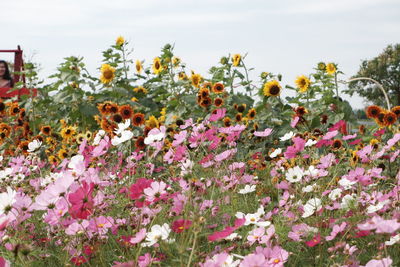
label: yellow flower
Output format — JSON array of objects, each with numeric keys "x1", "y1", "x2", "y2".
[
  {"x1": 160, "y1": 107, "x2": 167, "y2": 116},
  {"x1": 263, "y1": 80, "x2": 282, "y2": 97},
  {"x1": 152, "y1": 57, "x2": 162, "y2": 75},
  {"x1": 326, "y1": 63, "x2": 336, "y2": 75},
  {"x1": 133, "y1": 86, "x2": 148, "y2": 94},
  {"x1": 232, "y1": 54, "x2": 241, "y2": 66},
  {"x1": 178, "y1": 72, "x2": 187, "y2": 80},
  {"x1": 60, "y1": 126, "x2": 76, "y2": 141},
  {"x1": 191, "y1": 73, "x2": 202, "y2": 88},
  {"x1": 116, "y1": 36, "x2": 125, "y2": 46},
  {"x1": 172, "y1": 57, "x2": 181, "y2": 67},
  {"x1": 135, "y1": 60, "x2": 143, "y2": 73},
  {"x1": 146, "y1": 116, "x2": 159, "y2": 128},
  {"x1": 295, "y1": 75, "x2": 311, "y2": 93},
  {"x1": 100, "y1": 64, "x2": 116, "y2": 84},
  {"x1": 131, "y1": 97, "x2": 138, "y2": 102}
]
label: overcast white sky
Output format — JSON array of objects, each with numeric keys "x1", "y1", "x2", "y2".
[{"x1": 2, "y1": 0, "x2": 400, "y2": 109}]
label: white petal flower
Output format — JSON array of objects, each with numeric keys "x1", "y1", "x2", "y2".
[
  {"x1": 385, "y1": 234, "x2": 400, "y2": 246},
  {"x1": 27, "y1": 139, "x2": 42, "y2": 153},
  {"x1": 93, "y1": 130, "x2": 106, "y2": 145},
  {"x1": 280, "y1": 131, "x2": 295, "y2": 141},
  {"x1": 270, "y1": 148, "x2": 282, "y2": 158},
  {"x1": 304, "y1": 166, "x2": 319, "y2": 177},
  {"x1": 340, "y1": 194, "x2": 357, "y2": 210},
  {"x1": 328, "y1": 188, "x2": 342, "y2": 201},
  {"x1": 367, "y1": 200, "x2": 389, "y2": 214},
  {"x1": 143, "y1": 223, "x2": 171, "y2": 247},
  {"x1": 238, "y1": 185, "x2": 256, "y2": 194},
  {"x1": 338, "y1": 178, "x2": 356, "y2": 190},
  {"x1": 0, "y1": 187, "x2": 17, "y2": 215},
  {"x1": 305, "y1": 139, "x2": 317, "y2": 147},
  {"x1": 302, "y1": 198, "x2": 322, "y2": 218},
  {"x1": 286, "y1": 166, "x2": 304, "y2": 183}
]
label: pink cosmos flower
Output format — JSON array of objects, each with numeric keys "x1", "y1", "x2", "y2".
[
  {"x1": 342, "y1": 133, "x2": 357, "y2": 140},
  {"x1": 172, "y1": 219, "x2": 192, "y2": 233},
  {"x1": 305, "y1": 233, "x2": 321, "y2": 247},
  {"x1": 172, "y1": 130, "x2": 187, "y2": 147},
  {"x1": 215, "y1": 148, "x2": 237, "y2": 162},
  {"x1": 358, "y1": 216, "x2": 400, "y2": 234},
  {"x1": 89, "y1": 216, "x2": 114, "y2": 236},
  {"x1": 323, "y1": 130, "x2": 338, "y2": 140},
  {"x1": 326, "y1": 222, "x2": 347, "y2": 241},
  {"x1": 208, "y1": 218, "x2": 245, "y2": 241},
  {"x1": 209, "y1": 108, "x2": 226, "y2": 122},
  {"x1": 240, "y1": 253, "x2": 267, "y2": 267},
  {"x1": 284, "y1": 137, "x2": 305, "y2": 159},
  {"x1": 129, "y1": 178, "x2": 153, "y2": 207},
  {"x1": 364, "y1": 257, "x2": 392, "y2": 267},
  {"x1": 290, "y1": 116, "x2": 300, "y2": 128},
  {"x1": 143, "y1": 181, "x2": 167, "y2": 202},
  {"x1": 254, "y1": 128, "x2": 273, "y2": 137},
  {"x1": 68, "y1": 182, "x2": 95, "y2": 219}
]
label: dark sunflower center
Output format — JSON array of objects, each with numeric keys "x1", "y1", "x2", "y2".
[
  {"x1": 103, "y1": 69, "x2": 113, "y2": 79},
  {"x1": 270, "y1": 85, "x2": 280, "y2": 95}
]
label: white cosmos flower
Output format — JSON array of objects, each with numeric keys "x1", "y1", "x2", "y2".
[
  {"x1": 0, "y1": 187, "x2": 17, "y2": 215},
  {"x1": 235, "y1": 205, "x2": 270, "y2": 227},
  {"x1": 304, "y1": 166, "x2": 319, "y2": 177},
  {"x1": 302, "y1": 198, "x2": 322, "y2": 218},
  {"x1": 280, "y1": 131, "x2": 295, "y2": 141},
  {"x1": 338, "y1": 178, "x2": 357, "y2": 190},
  {"x1": 27, "y1": 139, "x2": 42, "y2": 153},
  {"x1": 328, "y1": 188, "x2": 342, "y2": 201},
  {"x1": 270, "y1": 148, "x2": 282, "y2": 158},
  {"x1": 144, "y1": 127, "x2": 166, "y2": 145},
  {"x1": 385, "y1": 234, "x2": 400, "y2": 246},
  {"x1": 180, "y1": 159, "x2": 194, "y2": 176},
  {"x1": 305, "y1": 139, "x2": 317, "y2": 147},
  {"x1": 302, "y1": 183, "x2": 317, "y2": 193},
  {"x1": 111, "y1": 130, "x2": 133, "y2": 146},
  {"x1": 213, "y1": 254, "x2": 240, "y2": 267},
  {"x1": 367, "y1": 200, "x2": 390, "y2": 214},
  {"x1": 225, "y1": 233, "x2": 241, "y2": 241},
  {"x1": 286, "y1": 166, "x2": 304, "y2": 183},
  {"x1": 114, "y1": 119, "x2": 131, "y2": 135},
  {"x1": 142, "y1": 223, "x2": 172, "y2": 247},
  {"x1": 340, "y1": 194, "x2": 357, "y2": 210},
  {"x1": 238, "y1": 185, "x2": 256, "y2": 194},
  {"x1": 68, "y1": 154, "x2": 85, "y2": 171},
  {"x1": 93, "y1": 130, "x2": 106, "y2": 145}
]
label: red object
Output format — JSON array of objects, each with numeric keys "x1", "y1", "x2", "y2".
[{"x1": 0, "y1": 46, "x2": 37, "y2": 99}]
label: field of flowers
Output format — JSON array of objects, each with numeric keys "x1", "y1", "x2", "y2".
[{"x1": 0, "y1": 37, "x2": 399, "y2": 267}]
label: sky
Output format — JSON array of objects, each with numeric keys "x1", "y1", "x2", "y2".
[{"x1": 2, "y1": 0, "x2": 400, "y2": 109}]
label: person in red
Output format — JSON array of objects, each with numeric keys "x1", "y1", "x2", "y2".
[{"x1": 0, "y1": 60, "x2": 13, "y2": 88}]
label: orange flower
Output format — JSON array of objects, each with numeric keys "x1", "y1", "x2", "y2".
[
  {"x1": 366, "y1": 105, "x2": 381, "y2": 119},
  {"x1": 132, "y1": 113, "x2": 145, "y2": 127},
  {"x1": 135, "y1": 136, "x2": 146, "y2": 150},
  {"x1": 383, "y1": 112, "x2": 397, "y2": 126},
  {"x1": 214, "y1": 98, "x2": 224, "y2": 107},
  {"x1": 212, "y1": 83, "x2": 225, "y2": 94},
  {"x1": 118, "y1": 105, "x2": 134, "y2": 120}
]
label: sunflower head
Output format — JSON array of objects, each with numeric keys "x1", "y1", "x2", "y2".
[
  {"x1": 366, "y1": 105, "x2": 382, "y2": 119},
  {"x1": 132, "y1": 113, "x2": 145, "y2": 127},
  {"x1": 135, "y1": 60, "x2": 143, "y2": 73},
  {"x1": 295, "y1": 75, "x2": 311, "y2": 93},
  {"x1": 325, "y1": 63, "x2": 336, "y2": 75},
  {"x1": 223, "y1": 117, "x2": 231, "y2": 127},
  {"x1": 391, "y1": 106, "x2": 400, "y2": 118},
  {"x1": 60, "y1": 126, "x2": 76, "y2": 141},
  {"x1": 100, "y1": 64, "x2": 116, "y2": 84},
  {"x1": 135, "y1": 136, "x2": 146, "y2": 150},
  {"x1": 146, "y1": 116, "x2": 159, "y2": 129},
  {"x1": 383, "y1": 112, "x2": 397, "y2": 126},
  {"x1": 232, "y1": 54, "x2": 241, "y2": 67},
  {"x1": 119, "y1": 105, "x2": 134, "y2": 120},
  {"x1": 178, "y1": 72, "x2": 187, "y2": 80},
  {"x1": 41, "y1": 125, "x2": 52, "y2": 136},
  {"x1": 263, "y1": 80, "x2": 282, "y2": 97},
  {"x1": 116, "y1": 36, "x2": 125, "y2": 47},
  {"x1": 212, "y1": 83, "x2": 225, "y2": 94},
  {"x1": 214, "y1": 98, "x2": 224, "y2": 107},
  {"x1": 199, "y1": 97, "x2": 212, "y2": 108},
  {"x1": 152, "y1": 57, "x2": 162, "y2": 75},
  {"x1": 332, "y1": 139, "x2": 343, "y2": 150},
  {"x1": 247, "y1": 108, "x2": 256, "y2": 120},
  {"x1": 172, "y1": 57, "x2": 181, "y2": 66},
  {"x1": 199, "y1": 88, "x2": 210, "y2": 98},
  {"x1": 191, "y1": 73, "x2": 202, "y2": 88}
]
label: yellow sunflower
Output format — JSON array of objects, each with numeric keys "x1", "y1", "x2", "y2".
[
  {"x1": 152, "y1": 57, "x2": 162, "y2": 74},
  {"x1": 325, "y1": 63, "x2": 336, "y2": 75},
  {"x1": 116, "y1": 36, "x2": 125, "y2": 46},
  {"x1": 100, "y1": 64, "x2": 116, "y2": 84},
  {"x1": 146, "y1": 115, "x2": 160, "y2": 128},
  {"x1": 232, "y1": 54, "x2": 241, "y2": 66},
  {"x1": 191, "y1": 73, "x2": 202, "y2": 88},
  {"x1": 172, "y1": 57, "x2": 181, "y2": 67},
  {"x1": 263, "y1": 80, "x2": 282, "y2": 97},
  {"x1": 60, "y1": 126, "x2": 77, "y2": 141},
  {"x1": 135, "y1": 60, "x2": 143, "y2": 73},
  {"x1": 295, "y1": 75, "x2": 311, "y2": 93},
  {"x1": 133, "y1": 86, "x2": 148, "y2": 94}
]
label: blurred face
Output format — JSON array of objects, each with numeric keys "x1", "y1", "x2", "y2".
[{"x1": 0, "y1": 63, "x2": 6, "y2": 77}]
